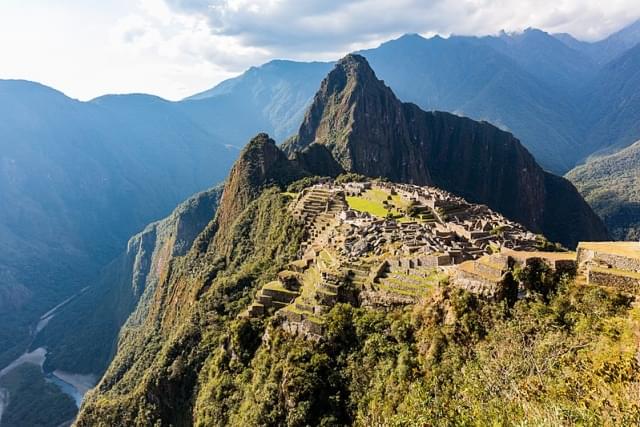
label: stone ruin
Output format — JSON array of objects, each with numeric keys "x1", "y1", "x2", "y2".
[
  {"x1": 242, "y1": 180, "x2": 602, "y2": 339},
  {"x1": 577, "y1": 242, "x2": 640, "y2": 293}
]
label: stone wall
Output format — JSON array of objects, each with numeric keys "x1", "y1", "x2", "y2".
[
  {"x1": 577, "y1": 245, "x2": 640, "y2": 273},
  {"x1": 588, "y1": 269, "x2": 640, "y2": 293},
  {"x1": 452, "y1": 269, "x2": 504, "y2": 299}
]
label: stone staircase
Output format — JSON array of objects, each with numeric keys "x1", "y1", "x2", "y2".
[{"x1": 293, "y1": 186, "x2": 348, "y2": 254}]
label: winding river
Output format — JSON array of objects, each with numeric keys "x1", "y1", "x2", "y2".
[{"x1": 0, "y1": 288, "x2": 96, "y2": 424}]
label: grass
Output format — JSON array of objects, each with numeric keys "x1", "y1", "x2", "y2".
[
  {"x1": 346, "y1": 188, "x2": 412, "y2": 221},
  {"x1": 262, "y1": 281, "x2": 299, "y2": 297},
  {"x1": 346, "y1": 196, "x2": 390, "y2": 218},
  {"x1": 319, "y1": 250, "x2": 336, "y2": 266}
]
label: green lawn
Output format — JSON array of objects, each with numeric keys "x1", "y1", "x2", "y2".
[{"x1": 346, "y1": 188, "x2": 411, "y2": 220}]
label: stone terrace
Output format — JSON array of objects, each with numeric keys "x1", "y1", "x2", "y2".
[{"x1": 577, "y1": 242, "x2": 640, "y2": 293}]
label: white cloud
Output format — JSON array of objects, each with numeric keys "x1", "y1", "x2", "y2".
[
  {"x1": 1, "y1": 0, "x2": 639, "y2": 101},
  {"x1": 120, "y1": 0, "x2": 640, "y2": 96}
]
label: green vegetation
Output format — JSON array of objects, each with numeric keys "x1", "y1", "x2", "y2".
[
  {"x1": 567, "y1": 140, "x2": 640, "y2": 240},
  {"x1": 287, "y1": 176, "x2": 328, "y2": 193},
  {"x1": 76, "y1": 188, "x2": 305, "y2": 426},
  {"x1": 335, "y1": 173, "x2": 369, "y2": 184},
  {"x1": 346, "y1": 188, "x2": 412, "y2": 222},
  {"x1": 346, "y1": 196, "x2": 390, "y2": 218},
  {"x1": 0, "y1": 364, "x2": 77, "y2": 427},
  {"x1": 534, "y1": 235, "x2": 566, "y2": 252},
  {"x1": 196, "y1": 280, "x2": 639, "y2": 426}
]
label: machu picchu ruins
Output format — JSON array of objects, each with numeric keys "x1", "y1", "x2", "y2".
[{"x1": 242, "y1": 179, "x2": 640, "y2": 339}]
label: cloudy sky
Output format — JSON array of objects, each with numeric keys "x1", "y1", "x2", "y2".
[{"x1": 1, "y1": 0, "x2": 639, "y2": 101}]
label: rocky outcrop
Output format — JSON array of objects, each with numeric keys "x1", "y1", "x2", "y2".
[
  {"x1": 284, "y1": 54, "x2": 608, "y2": 248},
  {"x1": 214, "y1": 133, "x2": 306, "y2": 243}
]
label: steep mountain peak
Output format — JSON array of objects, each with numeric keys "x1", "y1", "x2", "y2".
[
  {"x1": 325, "y1": 53, "x2": 379, "y2": 93},
  {"x1": 285, "y1": 54, "x2": 431, "y2": 184},
  {"x1": 214, "y1": 133, "x2": 305, "y2": 242},
  {"x1": 393, "y1": 32, "x2": 429, "y2": 44}
]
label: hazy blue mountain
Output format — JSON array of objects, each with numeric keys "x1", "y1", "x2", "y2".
[
  {"x1": 0, "y1": 80, "x2": 235, "y2": 368},
  {"x1": 467, "y1": 28, "x2": 597, "y2": 94},
  {"x1": 554, "y1": 19, "x2": 640, "y2": 64},
  {"x1": 33, "y1": 185, "x2": 222, "y2": 377},
  {"x1": 583, "y1": 44, "x2": 640, "y2": 157},
  {"x1": 359, "y1": 34, "x2": 583, "y2": 172},
  {"x1": 178, "y1": 60, "x2": 333, "y2": 144}
]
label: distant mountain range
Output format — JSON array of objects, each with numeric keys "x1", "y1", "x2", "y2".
[
  {"x1": 554, "y1": 19, "x2": 640, "y2": 65},
  {"x1": 176, "y1": 20, "x2": 640, "y2": 174},
  {"x1": 0, "y1": 81, "x2": 234, "y2": 368}
]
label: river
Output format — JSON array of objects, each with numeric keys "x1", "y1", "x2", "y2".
[{"x1": 0, "y1": 288, "x2": 97, "y2": 424}]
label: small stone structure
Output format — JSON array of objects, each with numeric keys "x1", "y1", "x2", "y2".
[{"x1": 577, "y1": 242, "x2": 640, "y2": 293}]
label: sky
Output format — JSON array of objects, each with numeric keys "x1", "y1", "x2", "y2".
[{"x1": 1, "y1": 0, "x2": 639, "y2": 101}]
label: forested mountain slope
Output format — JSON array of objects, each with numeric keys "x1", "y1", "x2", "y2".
[{"x1": 567, "y1": 140, "x2": 640, "y2": 240}]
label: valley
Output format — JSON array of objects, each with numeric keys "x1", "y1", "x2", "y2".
[{"x1": 0, "y1": 286, "x2": 99, "y2": 426}]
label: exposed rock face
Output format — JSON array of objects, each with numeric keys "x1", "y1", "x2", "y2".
[
  {"x1": 284, "y1": 54, "x2": 431, "y2": 184},
  {"x1": 285, "y1": 54, "x2": 608, "y2": 247},
  {"x1": 290, "y1": 143, "x2": 344, "y2": 178}
]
